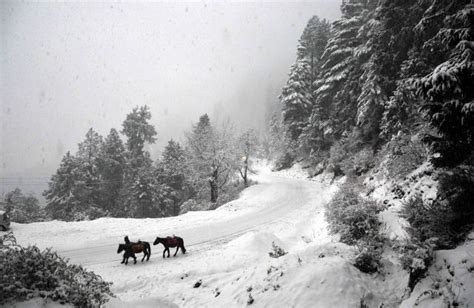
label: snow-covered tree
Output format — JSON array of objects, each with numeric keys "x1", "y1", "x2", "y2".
[
  {"x1": 75, "y1": 128, "x2": 104, "y2": 213},
  {"x1": 98, "y1": 128, "x2": 126, "y2": 215},
  {"x1": 155, "y1": 139, "x2": 191, "y2": 216},
  {"x1": 186, "y1": 114, "x2": 238, "y2": 203},
  {"x1": 121, "y1": 105, "x2": 157, "y2": 157},
  {"x1": 303, "y1": 0, "x2": 374, "y2": 156},
  {"x1": 298, "y1": 16, "x2": 331, "y2": 79},
  {"x1": 120, "y1": 106, "x2": 159, "y2": 217},
  {"x1": 5, "y1": 188, "x2": 42, "y2": 223},
  {"x1": 237, "y1": 129, "x2": 258, "y2": 186},
  {"x1": 415, "y1": 2, "x2": 474, "y2": 166},
  {"x1": 280, "y1": 58, "x2": 314, "y2": 141},
  {"x1": 44, "y1": 152, "x2": 84, "y2": 220},
  {"x1": 280, "y1": 16, "x2": 330, "y2": 144}
]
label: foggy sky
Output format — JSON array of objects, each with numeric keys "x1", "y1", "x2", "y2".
[{"x1": 0, "y1": 1, "x2": 340, "y2": 196}]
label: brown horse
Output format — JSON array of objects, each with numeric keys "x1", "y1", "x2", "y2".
[
  {"x1": 117, "y1": 241, "x2": 151, "y2": 265},
  {"x1": 153, "y1": 236, "x2": 186, "y2": 258}
]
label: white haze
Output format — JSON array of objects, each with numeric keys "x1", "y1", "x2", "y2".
[{"x1": 0, "y1": 1, "x2": 340, "y2": 199}]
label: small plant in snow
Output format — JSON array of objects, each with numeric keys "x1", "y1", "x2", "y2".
[
  {"x1": 354, "y1": 244, "x2": 382, "y2": 274},
  {"x1": 247, "y1": 293, "x2": 254, "y2": 305},
  {"x1": 269, "y1": 242, "x2": 287, "y2": 258},
  {"x1": 396, "y1": 239, "x2": 434, "y2": 292}
]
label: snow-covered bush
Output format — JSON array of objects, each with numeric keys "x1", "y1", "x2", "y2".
[
  {"x1": 402, "y1": 169, "x2": 474, "y2": 248},
  {"x1": 273, "y1": 151, "x2": 296, "y2": 171},
  {"x1": 328, "y1": 130, "x2": 375, "y2": 176},
  {"x1": 378, "y1": 132, "x2": 429, "y2": 180},
  {"x1": 4, "y1": 188, "x2": 44, "y2": 223},
  {"x1": 0, "y1": 233, "x2": 113, "y2": 307},
  {"x1": 268, "y1": 242, "x2": 287, "y2": 258},
  {"x1": 326, "y1": 181, "x2": 382, "y2": 245},
  {"x1": 396, "y1": 239, "x2": 434, "y2": 291},
  {"x1": 354, "y1": 244, "x2": 381, "y2": 274}
]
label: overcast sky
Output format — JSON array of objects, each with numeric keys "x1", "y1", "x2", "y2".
[{"x1": 0, "y1": 0, "x2": 340, "y2": 196}]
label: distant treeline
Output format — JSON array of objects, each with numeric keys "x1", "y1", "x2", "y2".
[{"x1": 4, "y1": 107, "x2": 260, "y2": 222}]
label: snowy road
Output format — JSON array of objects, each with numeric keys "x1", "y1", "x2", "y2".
[{"x1": 13, "y1": 164, "x2": 337, "y2": 307}]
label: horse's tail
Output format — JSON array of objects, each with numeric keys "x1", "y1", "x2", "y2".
[
  {"x1": 181, "y1": 238, "x2": 186, "y2": 254},
  {"x1": 146, "y1": 242, "x2": 151, "y2": 256}
]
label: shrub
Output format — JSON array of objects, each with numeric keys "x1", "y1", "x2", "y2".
[
  {"x1": 402, "y1": 169, "x2": 474, "y2": 248},
  {"x1": 268, "y1": 242, "x2": 287, "y2": 258},
  {"x1": 328, "y1": 143, "x2": 374, "y2": 177},
  {"x1": 0, "y1": 232, "x2": 113, "y2": 307},
  {"x1": 4, "y1": 188, "x2": 45, "y2": 223},
  {"x1": 325, "y1": 181, "x2": 382, "y2": 245},
  {"x1": 378, "y1": 132, "x2": 429, "y2": 179},
  {"x1": 326, "y1": 180, "x2": 385, "y2": 273},
  {"x1": 396, "y1": 239, "x2": 434, "y2": 291},
  {"x1": 354, "y1": 245, "x2": 381, "y2": 274},
  {"x1": 274, "y1": 151, "x2": 296, "y2": 171}
]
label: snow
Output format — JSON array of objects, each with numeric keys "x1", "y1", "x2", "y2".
[
  {"x1": 8, "y1": 162, "x2": 469, "y2": 307},
  {"x1": 366, "y1": 161, "x2": 438, "y2": 241},
  {"x1": 400, "y1": 232, "x2": 474, "y2": 308}
]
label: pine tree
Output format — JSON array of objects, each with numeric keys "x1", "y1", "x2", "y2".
[
  {"x1": 280, "y1": 16, "x2": 330, "y2": 144},
  {"x1": 305, "y1": 0, "x2": 374, "y2": 155},
  {"x1": 98, "y1": 128, "x2": 126, "y2": 215},
  {"x1": 415, "y1": 2, "x2": 474, "y2": 166},
  {"x1": 76, "y1": 128, "x2": 104, "y2": 214},
  {"x1": 44, "y1": 152, "x2": 84, "y2": 221},
  {"x1": 121, "y1": 105, "x2": 157, "y2": 157},
  {"x1": 299, "y1": 16, "x2": 331, "y2": 79},
  {"x1": 358, "y1": 0, "x2": 431, "y2": 144},
  {"x1": 280, "y1": 58, "x2": 314, "y2": 141},
  {"x1": 155, "y1": 139, "x2": 190, "y2": 216},
  {"x1": 186, "y1": 114, "x2": 238, "y2": 203},
  {"x1": 120, "y1": 106, "x2": 159, "y2": 217}
]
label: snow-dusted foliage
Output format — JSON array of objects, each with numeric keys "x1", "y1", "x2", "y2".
[
  {"x1": 98, "y1": 128, "x2": 126, "y2": 215},
  {"x1": 0, "y1": 232, "x2": 113, "y2": 307},
  {"x1": 185, "y1": 114, "x2": 240, "y2": 204},
  {"x1": 301, "y1": 0, "x2": 374, "y2": 155},
  {"x1": 325, "y1": 180, "x2": 382, "y2": 246},
  {"x1": 4, "y1": 188, "x2": 43, "y2": 223},
  {"x1": 415, "y1": 4, "x2": 474, "y2": 166},
  {"x1": 280, "y1": 58, "x2": 314, "y2": 141}
]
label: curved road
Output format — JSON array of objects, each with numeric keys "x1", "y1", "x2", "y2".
[{"x1": 16, "y1": 167, "x2": 330, "y2": 268}]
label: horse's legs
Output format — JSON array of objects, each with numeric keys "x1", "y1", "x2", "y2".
[
  {"x1": 167, "y1": 247, "x2": 170, "y2": 258},
  {"x1": 174, "y1": 246, "x2": 179, "y2": 257},
  {"x1": 141, "y1": 253, "x2": 145, "y2": 262},
  {"x1": 181, "y1": 244, "x2": 186, "y2": 254},
  {"x1": 133, "y1": 255, "x2": 137, "y2": 264},
  {"x1": 162, "y1": 248, "x2": 166, "y2": 258},
  {"x1": 121, "y1": 256, "x2": 125, "y2": 264}
]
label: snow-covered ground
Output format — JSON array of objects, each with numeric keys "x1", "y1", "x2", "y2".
[{"x1": 9, "y1": 162, "x2": 472, "y2": 307}]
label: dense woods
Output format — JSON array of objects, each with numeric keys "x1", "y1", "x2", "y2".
[{"x1": 271, "y1": 0, "x2": 474, "y2": 249}]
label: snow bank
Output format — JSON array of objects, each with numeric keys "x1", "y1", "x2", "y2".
[
  {"x1": 224, "y1": 231, "x2": 286, "y2": 259},
  {"x1": 366, "y1": 161, "x2": 437, "y2": 241},
  {"x1": 401, "y1": 232, "x2": 474, "y2": 308}
]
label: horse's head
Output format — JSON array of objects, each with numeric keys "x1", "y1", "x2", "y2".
[
  {"x1": 117, "y1": 243, "x2": 125, "y2": 254},
  {"x1": 153, "y1": 237, "x2": 161, "y2": 245}
]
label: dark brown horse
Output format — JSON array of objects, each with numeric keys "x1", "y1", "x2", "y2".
[
  {"x1": 117, "y1": 241, "x2": 151, "y2": 265},
  {"x1": 153, "y1": 236, "x2": 186, "y2": 258}
]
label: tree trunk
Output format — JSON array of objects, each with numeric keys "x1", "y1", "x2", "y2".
[{"x1": 209, "y1": 168, "x2": 218, "y2": 203}]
